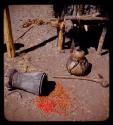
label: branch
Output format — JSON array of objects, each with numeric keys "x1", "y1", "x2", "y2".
[{"x1": 53, "y1": 76, "x2": 109, "y2": 87}]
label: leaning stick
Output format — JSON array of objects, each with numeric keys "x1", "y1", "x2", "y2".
[
  {"x1": 53, "y1": 76, "x2": 109, "y2": 87},
  {"x1": 97, "y1": 26, "x2": 107, "y2": 55}
]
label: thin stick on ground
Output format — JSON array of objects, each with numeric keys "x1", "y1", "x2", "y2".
[{"x1": 53, "y1": 76, "x2": 109, "y2": 87}]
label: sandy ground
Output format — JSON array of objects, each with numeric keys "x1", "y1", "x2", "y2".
[{"x1": 4, "y1": 5, "x2": 109, "y2": 121}]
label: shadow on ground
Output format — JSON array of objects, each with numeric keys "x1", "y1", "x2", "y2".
[
  {"x1": 18, "y1": 35, "x2": 58, "y2": 55},
  {"x1": 3, "y1": 43, "x2": 24, "y2": 53}
]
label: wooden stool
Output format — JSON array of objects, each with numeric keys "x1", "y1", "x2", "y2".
[{"x1": 57, "y1": 16, "x2": 108, "y2": 55}]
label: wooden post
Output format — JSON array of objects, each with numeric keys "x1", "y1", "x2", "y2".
[
  {"x1": 57, "y1": 21, "x2": 65, "y2": 50},
  {"x1": 4, "y1": 6, "x2": 15, "y2": 58},
  {"x1": 76, "y1": 5, "x2": 84, "y2": 16},
  {"x1": 97, "y1": 26, "x2": 107, "y2": 55}
]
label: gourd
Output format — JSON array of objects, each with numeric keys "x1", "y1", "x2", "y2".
[{"x1": 66, "y1": 47, "x2": 89, "y2": 76}]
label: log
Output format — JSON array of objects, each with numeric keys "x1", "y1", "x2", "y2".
[
  {"x1": 4, "y1": 6, "x2": 15, "y2": 58},
  {"x1": 97, "y1": 26, "x2": 107, "y2": 55}
]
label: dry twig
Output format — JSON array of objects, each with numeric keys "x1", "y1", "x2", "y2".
[{"x1": 53, "y1": 76, "x2": 109, "y2": 87}]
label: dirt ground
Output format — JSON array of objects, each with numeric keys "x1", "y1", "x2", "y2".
[{"x1": 4, "y1": 5, "x2": 109, "y2": 121}]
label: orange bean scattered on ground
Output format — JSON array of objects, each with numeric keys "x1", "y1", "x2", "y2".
[{"x1": 33, "y1": 80, "x2": 71, "y2": 116}]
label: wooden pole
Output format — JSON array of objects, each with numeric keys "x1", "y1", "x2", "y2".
[
  {"x1": 64, "y1": 16, "x2": 109, "y2": 24},
  {"x1": 57, "y1": 21, "x2": 65, "y2": 50},
  {"x1": 4, "y1": 6, "x2": 15, "y2": 58},
  {"x1": 97, "y1": 26, "x2": 107, "y2": 55}
]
